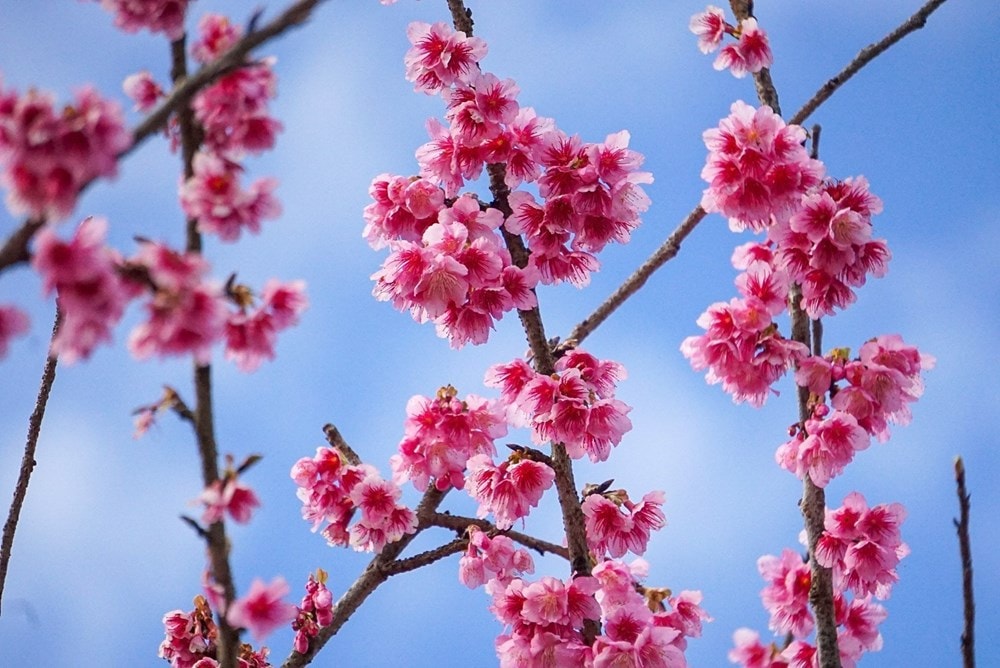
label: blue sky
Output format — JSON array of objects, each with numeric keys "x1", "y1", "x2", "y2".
[{"x1": 0, "y1": 1, "x2": 996, "y2": 666}]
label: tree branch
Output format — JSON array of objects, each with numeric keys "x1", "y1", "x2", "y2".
[
  {"x1": 281, "y1": 487, "x2": 448, "y2": 668},
  {"x1": 426, "y1": 512, "x2": 570, "y2": 560},
  {"x1": 789, "y1": 0, "x2": 950, "y2": 127},
  {"x1": 379, "y1": 537, "x2": 468, "y2": 577},
  {"x1": 0, "y1": 309, "x2": 60, "y2": 615},
  {"x1": 954, "y1": 456, "x2": 975, "y2": 668}
]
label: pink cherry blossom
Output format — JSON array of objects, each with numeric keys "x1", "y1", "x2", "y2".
[
  {"x1": 757, "y1": 549, "x2": 813, "y2": 638},
  {"x1": 775, "y1": 409, "x2": 870, "y2": 487},
  {"x1": 122, "y1": 70, "x2": 164, "y2": 112},
  {"x1": 817, "y1": 492, "x2": 908, "y2": 599},
  {"x1": 127, "y1": 241, "x2": 229, "y2": 364},
  {"x1": 404, "y1": 22, "x2": 488, "y2": 94},
  {"x1": 459, "y1": 528, "x2": 535, "y2": 589},
  {"x1": 158, "y1": 596, "x2": 217, "y2": 668},
  {"x1": 464, "y1": 452, "x2": 554, "y2": 530},
  {"x1": 32, "y1": 217, "x2": 137, "y2": 363},
  {"x1": 690, "y1": 6, "x2": 730, "y2": 54},
  {"x1": 226, "y1": 576, "x2": 297, "y2": 643},
  {"x1": 0, "y1": 305, "x2": 29, "y2": 359},
  {"x1": 701, "y1": 100, "x2": 823, "y2": 231},
  {"x1": 199, "y1": 475, "x2": 261, "y2": 525},
  {"x1": 180, "y1": 151, "x2": 280, "y2": 242},
  {"x1": 714, "y1": 18, "x2": 773, "y2": 78},
  {"x1": 292, "y1": 570, "x2": 334, "y2": 654},
  {"x1": 390, "y1": 385, "x2": 507, "y2": 491},
  {"x1": 191, "y1": 14, "x2": 242, "y2": 64},
  {"x1": 728, "y1": 628, "x2": 788, "y2": 667},
  {"x1": 486, "y1": 351, "x2": 633, "y2": 462},
  {"x1": 192, "y1": 62, "x2": 281, "y2": 158},
  {"x1": 582, "y1": 489, "x2": 666, "y2": 558},
  {"x1": 224, "y1": 279, "x2": 307, "y2": 372},
  {"x1": 96, "y1": 0, "x2": 190, "y2": 39},
  {"x1": 681, "y1": 295, "x2": 808, "y2": 407},
  {"x1": 0, "y1": 84, "x2": 130, "y2": 219}
]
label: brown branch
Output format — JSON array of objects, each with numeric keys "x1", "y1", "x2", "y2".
[
  {"x1": 281, "y1": 487, "x2": 448, "y2": 668},
  {"x1": 789, "y1": 0, "x2": 950, "y2": 126},
  {"x1": 0, "y1": 309, "x2": 60, "y2": 615},
  {"x1": 379, "y1": 537, "x2": 468, "y2": 577},
  {"x1": 954, "y1": 457, "x2": 975, "y2": 668},
  {"x1": 426, "y1": 512, "x2": 570, "y2": 560},
  {"x1": 0, "y1": 0, "x2": 327, "y2": 277},
  {"x1": 168, "y1": 31, "x2": 241, "y2": 667},
  {"x1": 322, "y1": 424, "x2": 362, "y2": 467},
  {"x1": 561, "y1": 205, "x2": 707, "y2": 350}
]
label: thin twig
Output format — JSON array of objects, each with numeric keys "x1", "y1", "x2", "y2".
[
  {"x1": 281, "y1": 487, "x2": 449, "y2": 668},
  {"x1": 0, "y1": 309, "x2": 60, "y2": 615},
  {"x1": 562, "y1": 0, "x2": 952, "y2": 351},
  {"x1": 954, "y1": 456, "x2": 975, "y2": 668},
  {"x1": 426, "y1": 512, "x2": 570, "y2": 559},
  {"x1": 560, "y1": 205, "x2": 707, "y2": 350},
  {"x1": 0, "y1": 0, "x2": 327, "y2": 276},
  {"x1": 379, "y1": 537, "x2": 468, "y2": 576},
  {"x1": 789, "y1": 0, "x2": 950, "y2": 126},
  {"x1": 169, "y1": 31, "x2": 240, "y2": 668}
]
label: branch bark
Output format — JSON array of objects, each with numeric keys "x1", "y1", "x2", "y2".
[
  {"x1": 954, "y1": 457, "x2": 975, "y2": 668},
  {"x1": 0, "y1": 309, "x2": 60, "y2": 614}
]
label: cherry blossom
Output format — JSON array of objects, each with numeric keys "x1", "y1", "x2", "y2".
[
  {"x1": 191, "y1": 14, "x2": 242, "y2": 64},
  {"x1": 292, "y1": 570, "x2": 334, "y2": 654},
  {"x1": 32, "y1": 217, "x2": 137, "y2": 363},
  {"x1": 224, "y1": 280, "x2": 308, "y2": 372},
  {"x1": 158, "y1": 595, "x2": 217, "y2": 668},
  {"x1": 582, "y1": 489, "x2": 667, "y2": 558},
  {"x1": 404, "y1": 22, "x2": 488, "y2": 94},
  {"x1": 690, "y1": 6, "x2": 729, "y2": 54},
  {"x1": 0, "y1": 305, "x2": 29, "y2": 359},
  {"x1": 464, "y1": 451, "x2": 554, "y2": 530},
  {"x1": 95, "y1": 0, "x2": 190, "y2": 40},
  {"x1": 816, "y1": 492, "x2": 908, "y2": 599},
  {"x1": 192, "y1": 62, "x2": 282, "y2": 158},
  {"x1": 486, "y1": 350, "x2": 633, "y2": 462},
  {"x1": 700, "y1": 100, "x2": 823, "y2": 231},
  {"x1": 123, "y1": 70, "x2": 165, "y2": 112},
  {"x1": 226, "y1": 577, "x2": 297, "y2": 643},
  {"x1": 458, "y1": 527, "x2": 535, "y2": 589},
  {"x1": 0, "y1": 84, "x2": 130, "y2": 219},
  {"x1": 715, "y1": 18, "x2": 773, "y2": 78},
  {"x1": 180, "y1": 151, "x2": 281, "y2": 242},
  {"x1": 199, "y1": 475, "x2": 261, "y2": 525}
]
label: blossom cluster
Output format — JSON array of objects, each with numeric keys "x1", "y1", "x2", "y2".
[
  {"x1": 389, "y1": 384, "x2": 508, "y2": 492},
  {"x1": 95, "y1": 0, "x2": 191, "y2": 40},
  {"x1": 730, "y1": 491, "x2": 905, "y2": 667},
  {"x1": 29, "y1": 215, "x2": 306, "y2": 368},
  {"x1": 369, "y1": 191, "x2": 539, "y2": 347},
  {"x1": 292, "y1": 445, "x2": 417, "y2": 553},
  {"x1": 690, "y1": 6, "x2": 773, "y2": 78},
  {"x1": 459, "y1": 527, "x2": 535, "y2": 589},
  {"x1": 464, "y1": 447, "x2": 554, "y2": 530},
  {"x1": 0, "y1": 82, "x2": 130, "y2": 219},
  {"x1": 490, "y1": 559, "x2": 708, "y2": 667},
  {"x1": 292, "y1": 570, "x2": 335, "y2": 654},
  {"x1": 582, "y1": 487, "x2": 667, "y2": 559},
  {"x1": 158, "y1": 594, "x2": 273, "y2": 668},
  {"x1": 777, "y1": 334, "x2": 934, "y2": 486},
  {"x1": 700, "y1": 101, "x2": 824, "y2": 232},
  {"x1": 485, "y1": 349, "x2": 633, "y2": 462},
  {"x1": 680, "y1": 242, "x2": 809, "y2": 407},
  {"x1": 368, "y1": 21, "x2": 653, "y2": 346},
  {"x1": 0, "y1": 305, "x2": 29, "y2": 358}
]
